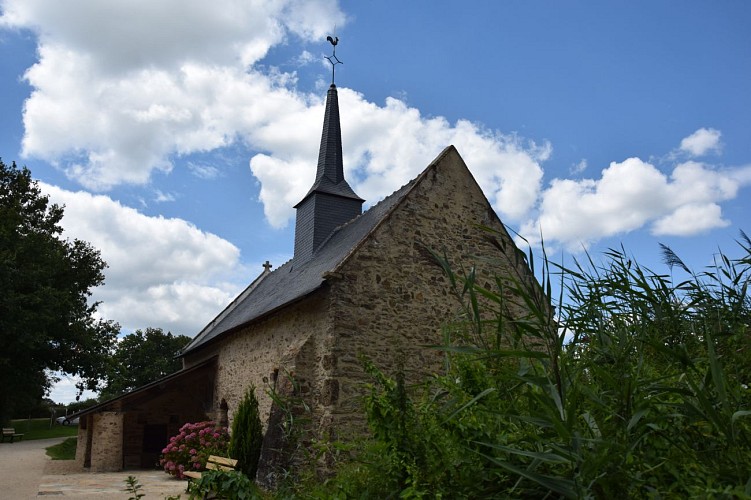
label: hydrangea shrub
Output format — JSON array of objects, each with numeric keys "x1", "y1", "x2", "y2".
[{"x1": 159, "y1": 421, "x2": 230, "y2": 478}]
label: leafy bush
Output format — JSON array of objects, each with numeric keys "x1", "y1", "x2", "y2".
[
  {"x1": 160, "y1": 421, "x2": 230, "y2": 478},
  {"x1": 331, "y1": 360, "x2": 488, "y2": 498},
  {"x1": 230, "y1": 386, "x2": 264, "y2": 479},
  {"x1": 187, "y1": 469, "x2": 263, "y2": 500},
  {"x1": 315, "y1": 229, "x2": 751, "y2": 498}
]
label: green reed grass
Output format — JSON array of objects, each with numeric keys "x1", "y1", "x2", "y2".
[{"x1": 309, "y1": 229, "x2": 751, "y2": 499}]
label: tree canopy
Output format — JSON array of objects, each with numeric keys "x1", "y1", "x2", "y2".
[
  {"x1": 100, "y1": 327, "x2": 191, "y2": 399},
  {"x1": 0, "y1": 159, "x2": 118, "y2": 422}
]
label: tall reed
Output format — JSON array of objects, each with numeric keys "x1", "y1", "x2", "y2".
[{"x1": 315, "y1": 230, "x2": 751, "y2": 499}]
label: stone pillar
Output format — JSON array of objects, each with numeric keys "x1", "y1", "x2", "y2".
[
  {"x1": 90, "y1": 411, "x2": 124, "y2": 472},
  {"x1": 74, "y1": 418, "x2": 89, "y2": 467}
]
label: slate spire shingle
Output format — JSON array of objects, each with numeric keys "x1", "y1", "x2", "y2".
[{"x1": 293, "y1": 83, "x2": 364, "y2": 263}]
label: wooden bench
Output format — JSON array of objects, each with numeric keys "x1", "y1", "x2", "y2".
[
  {"x1": 1, "y1": 427, "x2": 24, "y2": 443},
  {"x1": 183, "y1": 455, "x2": 238, "y2": 480}
]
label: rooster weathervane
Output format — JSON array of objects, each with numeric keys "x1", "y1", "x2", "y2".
[{"x1": 325, "y1": 35, "x2": 342, "y2": 85}]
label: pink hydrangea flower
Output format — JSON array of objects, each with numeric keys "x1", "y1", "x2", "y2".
[{"x1": 159, "y1": 421, "x2": 230, "y2": 478}]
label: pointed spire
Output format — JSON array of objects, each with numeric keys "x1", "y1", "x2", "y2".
[
  {"x1": 297, "y1": 84, "x2": 363, "y2": 202},
  {"x1": 293, "y1": 39, "x2": 364, "y2": 263},
  {"x1": 318, "y1": 84, "x2": 345, "y2": 185}
]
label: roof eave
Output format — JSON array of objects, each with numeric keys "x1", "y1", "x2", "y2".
[
  {"x1": 71, "y1": 357, "x2": 218, "y2": 419},
  {"x1": 180, "y1": 283, "x2": 329, "y2": 358}
]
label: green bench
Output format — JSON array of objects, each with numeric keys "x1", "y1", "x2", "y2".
[{"x1": 1, "y1": 427, "x2": 24, "y2": 443}]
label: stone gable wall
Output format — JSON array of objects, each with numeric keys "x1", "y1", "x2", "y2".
[{"x1": 323, "y1": 150, "x2": 533, "y2": 435}]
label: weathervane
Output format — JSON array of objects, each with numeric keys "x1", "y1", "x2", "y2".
[{"x1": 325, "y1": 35, "x2": 342, "y2": 85}]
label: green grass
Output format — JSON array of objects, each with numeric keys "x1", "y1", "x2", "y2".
[
  {"x1": 10, "y1": 418, "x2": 79, "y2": 440},
  {"x1": 46, "y1": 437, "x2": 77, "y2": 460}
]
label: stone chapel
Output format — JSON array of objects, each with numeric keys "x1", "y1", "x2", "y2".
[{"x1": 73, "y1": 79, "x2": 539, "y2": 476}]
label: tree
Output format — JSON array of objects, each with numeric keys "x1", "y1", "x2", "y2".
[
  {"x1": 100, "y1": 327, "x2": 191, "y2": 399},
  {"x1": 0, "y1": 159, "x2": 118, "y2": 423}
]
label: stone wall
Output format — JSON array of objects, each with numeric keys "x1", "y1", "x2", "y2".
[
  {"x1": 121, "y1": 389, "x2": 209, "y2": 469},
  {"x1": 183, "y1": 293, "x2": 332, "y2": 432},
  {"x1": 90, "y1": 412, "x2": 124, "y2": 472},
  {"x1": 75, "y1": 416, "x2": 91, "y2": 466},
  {"x1": 324, "y1": 149, "x2": 533, "y2": 435}
]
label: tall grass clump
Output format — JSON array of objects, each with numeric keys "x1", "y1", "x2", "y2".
[{"x1": 316, "y1": 229, "x2": 751, "y2": 499}]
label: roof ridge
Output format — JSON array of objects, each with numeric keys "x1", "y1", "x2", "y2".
[{"x1": 183, "y1": 263, "x2": 275, "y2": 352}]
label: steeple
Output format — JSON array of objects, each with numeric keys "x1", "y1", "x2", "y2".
[{"x1": 293, "y1": 40, "x2": 364, "y2": 263}]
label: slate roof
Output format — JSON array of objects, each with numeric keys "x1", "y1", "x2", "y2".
[{"x1": 180, "y1": 148, "x2": 446, "y2": 356}]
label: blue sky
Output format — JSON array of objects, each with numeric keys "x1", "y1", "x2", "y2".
[{"x1": 1, "y1": 1, "x2": 749, "y2": 402}]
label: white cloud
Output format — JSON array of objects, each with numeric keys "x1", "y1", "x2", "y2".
[
  {"x1": 651, "y1": 203, "x2": 728, "y2": 236},
  {"x1": 41, "y1": 183, "x2": 244, "y2": 336},
  {"x1": 3, "y1": 1, "x2": 750, "y2": 261},
  {"x1": 679, "y1": 127, "x2": 722, "y2": 157},
  {"x1": 0, "y1": 0, "x2": 343, "y2": 71},
  {"x1": 520, "y1": 158, "x2": 751, "y2": 250},
  {"x1": 1, "y1": 0, "x2": 344, "y2": 189},
  {"x1": 570, "y1": 159, "x2": 587, "y2": 175},
  {"x1": 188, "y1": 162, "x2": 221, "y2": 180},
  {"x1": 154, "y1": 190, "x2": 176, "y2": 203},
  {"x1": 47, "y1": 372, "x2": 98, "y2": 405},
  {"x1": 2, "y1": 0, "x2": 549, "y2": 227},
  {"x1": 251, "y1": 89, "x2": 551, "y2": 227},
  {"x1": 295, "y1": 50, "x2": 316, "y2": 66}
]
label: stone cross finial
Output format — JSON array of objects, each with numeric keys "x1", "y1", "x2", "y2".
[{"x1": 263, "y1": 261, "x2": 272, "y2": 272}]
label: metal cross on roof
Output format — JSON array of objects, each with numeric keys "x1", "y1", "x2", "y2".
[{"x1": 325, "y1": 35, "x2": 342, "y2": 85}]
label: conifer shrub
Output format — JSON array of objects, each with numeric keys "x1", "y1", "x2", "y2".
[{"x1": 230, "y1": 385, "x2": 264, "y2": 480}]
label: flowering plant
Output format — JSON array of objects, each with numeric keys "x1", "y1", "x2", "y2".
[{"x1": 159, "y1": 421, "x2": 230, "y2": 478}]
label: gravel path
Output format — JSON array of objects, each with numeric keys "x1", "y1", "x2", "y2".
[
  {"x1": 0, "y1": 437, "x2": 66, "y2": 499},
  {"x1": 0, "y1": 438, "x2": 188, "y2": 498}
]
